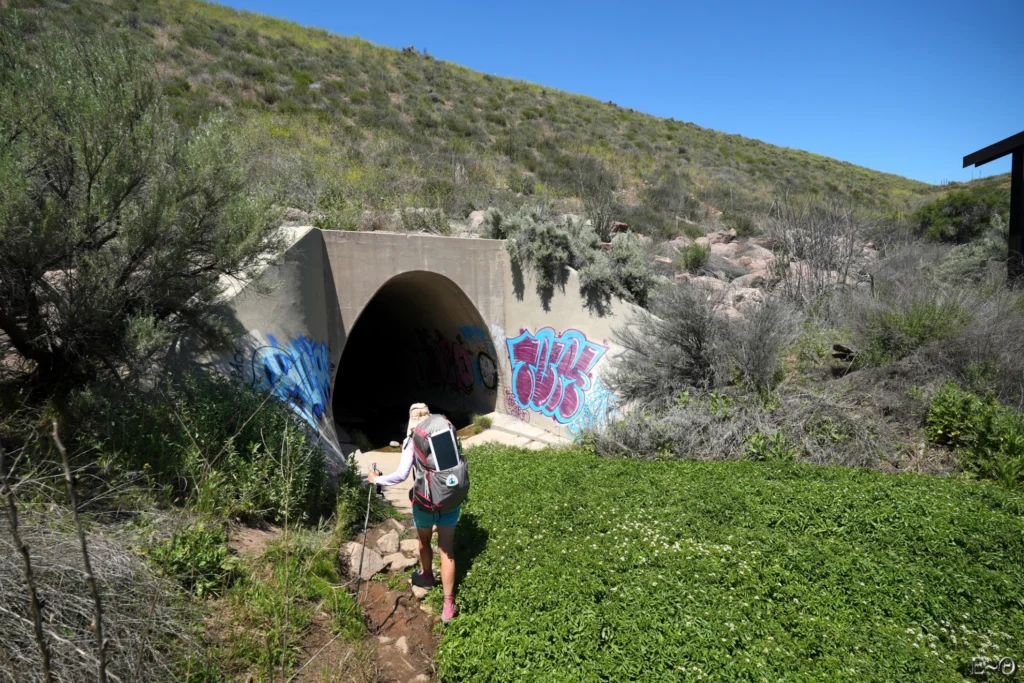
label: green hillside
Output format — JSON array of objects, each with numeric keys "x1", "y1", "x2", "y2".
[{"x1": 10, "y1": 0, "x2": 937, "y2": 235}]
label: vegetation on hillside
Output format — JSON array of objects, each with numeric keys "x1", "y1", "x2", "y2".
[
  {"x1": 438, "y1": 445, "x2": 1024, "y2": 682},
  {"x1": 7, "y1": 0, "x2": 941, "y2": 238},
  {"x1": 0, "y1": 12, "x2": 279, "y2": 393},
  {"x1": 0, "y1": 20, "x2": 388, "y2": 682}
]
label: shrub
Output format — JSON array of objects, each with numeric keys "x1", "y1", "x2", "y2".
[
  {"x1": 483, "y1": 205, "x2": 654, "y2": 308},
  {"x1": 145, "y1": 520, "x2": 238, "y2": 597},
  {"x1": 913, "y1": 186, "x2": 1010, "y2": 243},
  {"x1": 926, "y1": 382, "x2": 1024, "y2": 488},
  {"x1": 743, "y1": 430, "x2": 797, "y2": 462},
  {"x1": 0, "y1": 21, "x2": 279, "y2": 390},
  {"x1": 676, "y1": 243, "x2": 710, "y2": 271},
  {"x1": 859, "y1": 298, "x2": 972, "y2": 366},
  {"x1": 79, "y1": 371, "x2": 331, "y2": 524},
  {"x1": 607, "y1": 285, "x2": 726, "y2": 408}
]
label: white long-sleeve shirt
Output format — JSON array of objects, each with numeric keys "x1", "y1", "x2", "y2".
[{"x1": 374, "y1": 437, "x2": 416, "y2": 487}]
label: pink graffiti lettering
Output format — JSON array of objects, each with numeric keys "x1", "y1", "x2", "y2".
[{"x1": 506, "y1": 328, "x2": 608, "y2": 424}]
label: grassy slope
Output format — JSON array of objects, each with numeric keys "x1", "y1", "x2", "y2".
[
  {"x1": 14, "y1": 0, "x2": 939, "y2": 234},
  {"x1": 439, "y1": 445, "x2": 1024, "y2": 682}
]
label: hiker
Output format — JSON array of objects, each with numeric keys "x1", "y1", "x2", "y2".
[{"x1": 368, "y1": 409, "x2": 469, "y2": 624}]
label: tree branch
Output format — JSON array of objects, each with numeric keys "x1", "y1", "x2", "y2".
[
  {"x1": 0, "y1": 445, "x2": 54, "y2": 683},
  {"x1": 53, "y1": 422, "x2": 107, "y2": 683}
]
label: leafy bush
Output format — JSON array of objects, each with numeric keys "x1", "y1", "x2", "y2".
[
  {"x1": 913, "y1": 186, "x2": 1010, "y2": 243},
  {"x1": 145, "y1": 520, "x2": 238, "y2": 597},
  {"x1": 676, "y1": 243, "x2": 710, "y2": 271},
  {"x1": 78, "y1": 371, "x2": 331, "y2": 524},
  {"x1": 483, "y1": 206, "x2": 654, "y2": 308},
  {"x1": 860, "y1": 299, "x2": 971, "y2": 366},
  {"x1": 926, "y1": 383, "x2": 1024, "y2": 488},
  {"x1": 437, "y1": 445, "x2": 1024, "y2": 681},
  {"x1": 742, "y1": 430, "x2": 797, "y2": 462}
]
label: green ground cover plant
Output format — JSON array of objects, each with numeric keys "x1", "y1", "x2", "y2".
[
  {"x1": 927, "y1": 382, "x2": 1024, "y2": 488},
  {"x1": 437, "y1": 445, "x2": 1024, "y2": 682}
]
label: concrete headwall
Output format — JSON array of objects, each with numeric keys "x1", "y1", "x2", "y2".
[
  {"x1": 209, "y1": 228, "x2": 633, "y2": 459},
  {"x1": 497, "y1": 257, "x2": 638, "y2": 439}
]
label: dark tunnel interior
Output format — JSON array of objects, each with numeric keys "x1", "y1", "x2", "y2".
[{"x1": 332, "y1": 271, "x2": 499, "y2": 448}]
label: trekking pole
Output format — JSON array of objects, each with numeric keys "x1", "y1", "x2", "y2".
[{"x1": 354, "y1": 462, "x2": 378, "y2": 601}]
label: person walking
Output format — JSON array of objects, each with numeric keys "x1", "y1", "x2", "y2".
[{"x1": 368, "y1": 407, "x2": 468, "y2": 624}]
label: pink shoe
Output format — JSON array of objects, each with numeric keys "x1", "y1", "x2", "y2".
[{"x1": 442, "y1": 594, "x2": 457, "y2": 623}]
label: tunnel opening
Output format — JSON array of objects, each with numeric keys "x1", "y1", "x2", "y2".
[{"x1": 332, "y1": 271, "x2": 499, "y2": 449}]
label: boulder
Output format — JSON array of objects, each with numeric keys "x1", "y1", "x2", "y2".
[
  {"x1": 668, "y1": 235, "x2": 694, "y2": 251},
  {"x1": 727, "y1": 287, "x2": 766, "y2": 315},
  {"x1": 384, "y1": 518, "x2": 405, "y2": 533},
  {"x1": 383, "y1": 552, "x2": 419, "y2": 571},
  {"x1": 714, "y1": 304, "x2": 744, "y2": 321},
  {"x1": 411, "y1": 585, "x2": 430, "y2": 599},
  {"x1": 610, "y1": 221, "x2": 630, "y2": 234},
  {"x1": 376, "y1": 530, "x2": 400, "y2": 555},
  {"x1": 466, "y1": 210, "x2": 487, "y2": 231},
  {"x1": 280, "y1": 207, "x2": 311, "y2": 226},
  {"x1": 652, "y1": 255, "x2": 673, "y2": 265},
  {"x1": 400, "y1": 538, "x2": 420, "y2": 554},
  {"x1": 731, "y1": 273, "x2": 768, "y2": 289},
  {"x1": 341, "y1": 542, "x2": 386, "y2": 580},
  {"x1": 677, "y1": 274, "x2": 727, "y2": 292},
  {"x1": 704, "y1": 229, "x2": 737, "y2": 245}
]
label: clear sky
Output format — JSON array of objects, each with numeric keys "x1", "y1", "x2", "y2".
[{"x1": 218, "y1": 0, "x2": 1022, "y2": 186}]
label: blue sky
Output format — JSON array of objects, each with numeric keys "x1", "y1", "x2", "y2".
[{"x1": 219, "y1": 0, "x2": 1022, "y2": 185}]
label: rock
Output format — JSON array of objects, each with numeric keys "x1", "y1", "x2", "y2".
[
  {"x1": 704, "y1": 229, "x2": 737, "y2": 245},
  {"x1": 668, "y1": 235, "x2": 694, "y2": 251},
  {"x1": 832, "y1": 343, "x2": 857, "y2": 362},
  {"x1": 419, "y1": 602, "x2": 434, "y2": 615},
  {"x1": 652, "y1": 255, "x2": 673, "y2": 265},
  {"x1": 377, "y1": 530, "x2": 400, "y2": 555},
  {"x1": 694, "y1": 236, "x2": 710, "y2": 247},
  {"x1": 411, "y1": 585, "x2": 430, "y2": 599},
  {"x1": 727, "y1": 287, "x2": 766, "y2": 315},
  {"x1": 384, "y1": 518, "x2": 405, "y2": 533},
  {"x1": 466, "y1": 210, "x2": 486, "y2": 230},
  {"x1": 732, "y1": 273, "x2": 767, "y2": 289},
  {"x1": 389, "y1": 441, "x2": 400, "y2": 449},
  {"x1": 377, "y1": 635, "x2": 393, "y2": 645},
  {"x1": 714, "y1": 304, "x2": 745, "y2": 321},
  {"x1": 400, "y1": 538, "x2": 420, "y2": 554},
  {"x1": 341, "y1": 542, "x2": 386, "y2": 580},
  {"x1": 687, "y1": 275, "x2": 728, "y2": 292},
  {"x1": 410, "y1": 675, "x2": 431, "y2": 683},
  {"x1": 610, "y1": 221, "x2": 630, "y2": 234},
  {"x1": 280, "y1": 207, "x2": 311, "y2": 226},
  {"x1": 395, "y1": 636, "x2": 409, "y2": 655},
  {"x1": 384, "y1": 552, "x2": 419, "y2": 571}
]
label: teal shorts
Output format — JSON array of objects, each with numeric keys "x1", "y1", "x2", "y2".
[{"x1": 412, "y1": 503, "x2": 461, "y2": 529}]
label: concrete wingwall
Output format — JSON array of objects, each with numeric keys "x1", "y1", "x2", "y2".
[{"x1": 208, "y1": 227, "x2": 637, "y2": 464}]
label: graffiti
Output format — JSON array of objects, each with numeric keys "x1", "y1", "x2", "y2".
[
  {"x1": 415, "y1": 325, "x2": 498, "y2": 394},
  {"x1": 504, "y1": 387, "x2": 531, "y2": 423},
  {"x1": 478, "y1": 352, "x2": 498, "y2": 389},
  {"x1": 566, "y1": 378, "x2": 618, "y2": 438},
  {"x1": 506, "y1": 327, "x2": 608, "y2": 424},
  {"x1": 228, "y1": 332, "x2": 333, "y2": 432}
]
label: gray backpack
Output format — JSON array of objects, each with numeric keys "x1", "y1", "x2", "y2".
[{"x1": 409, "y1": 415, "x2": 469, "y2": 514}]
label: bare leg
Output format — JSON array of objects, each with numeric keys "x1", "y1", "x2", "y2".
[
  {"x1": 416, "y1": 525, "x2": 434, "y2": 580},
  {"x1": 436, "y1": 524, "x2": 456, "y2": 597}
]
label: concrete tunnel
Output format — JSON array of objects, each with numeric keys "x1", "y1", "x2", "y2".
[{"x1": 332, "y1": 271, "x2": 500, "y2": 447}]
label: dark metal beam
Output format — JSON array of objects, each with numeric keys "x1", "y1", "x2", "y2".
[
  {"x1": 1010, "y1": 149, "x2": 1023, "y2": 286},
  {"x1": 963, "y1": 130, "x2": 1024, "y2": 168}
]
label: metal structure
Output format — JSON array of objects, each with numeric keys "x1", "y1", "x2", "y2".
[{"x1": 963, "y1": 130, "x2": 1024, "y2": 285}]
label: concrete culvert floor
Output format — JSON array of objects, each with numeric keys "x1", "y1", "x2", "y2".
[{"x1": 333, "y1": 270, "x2": 499, "y2": 448}]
